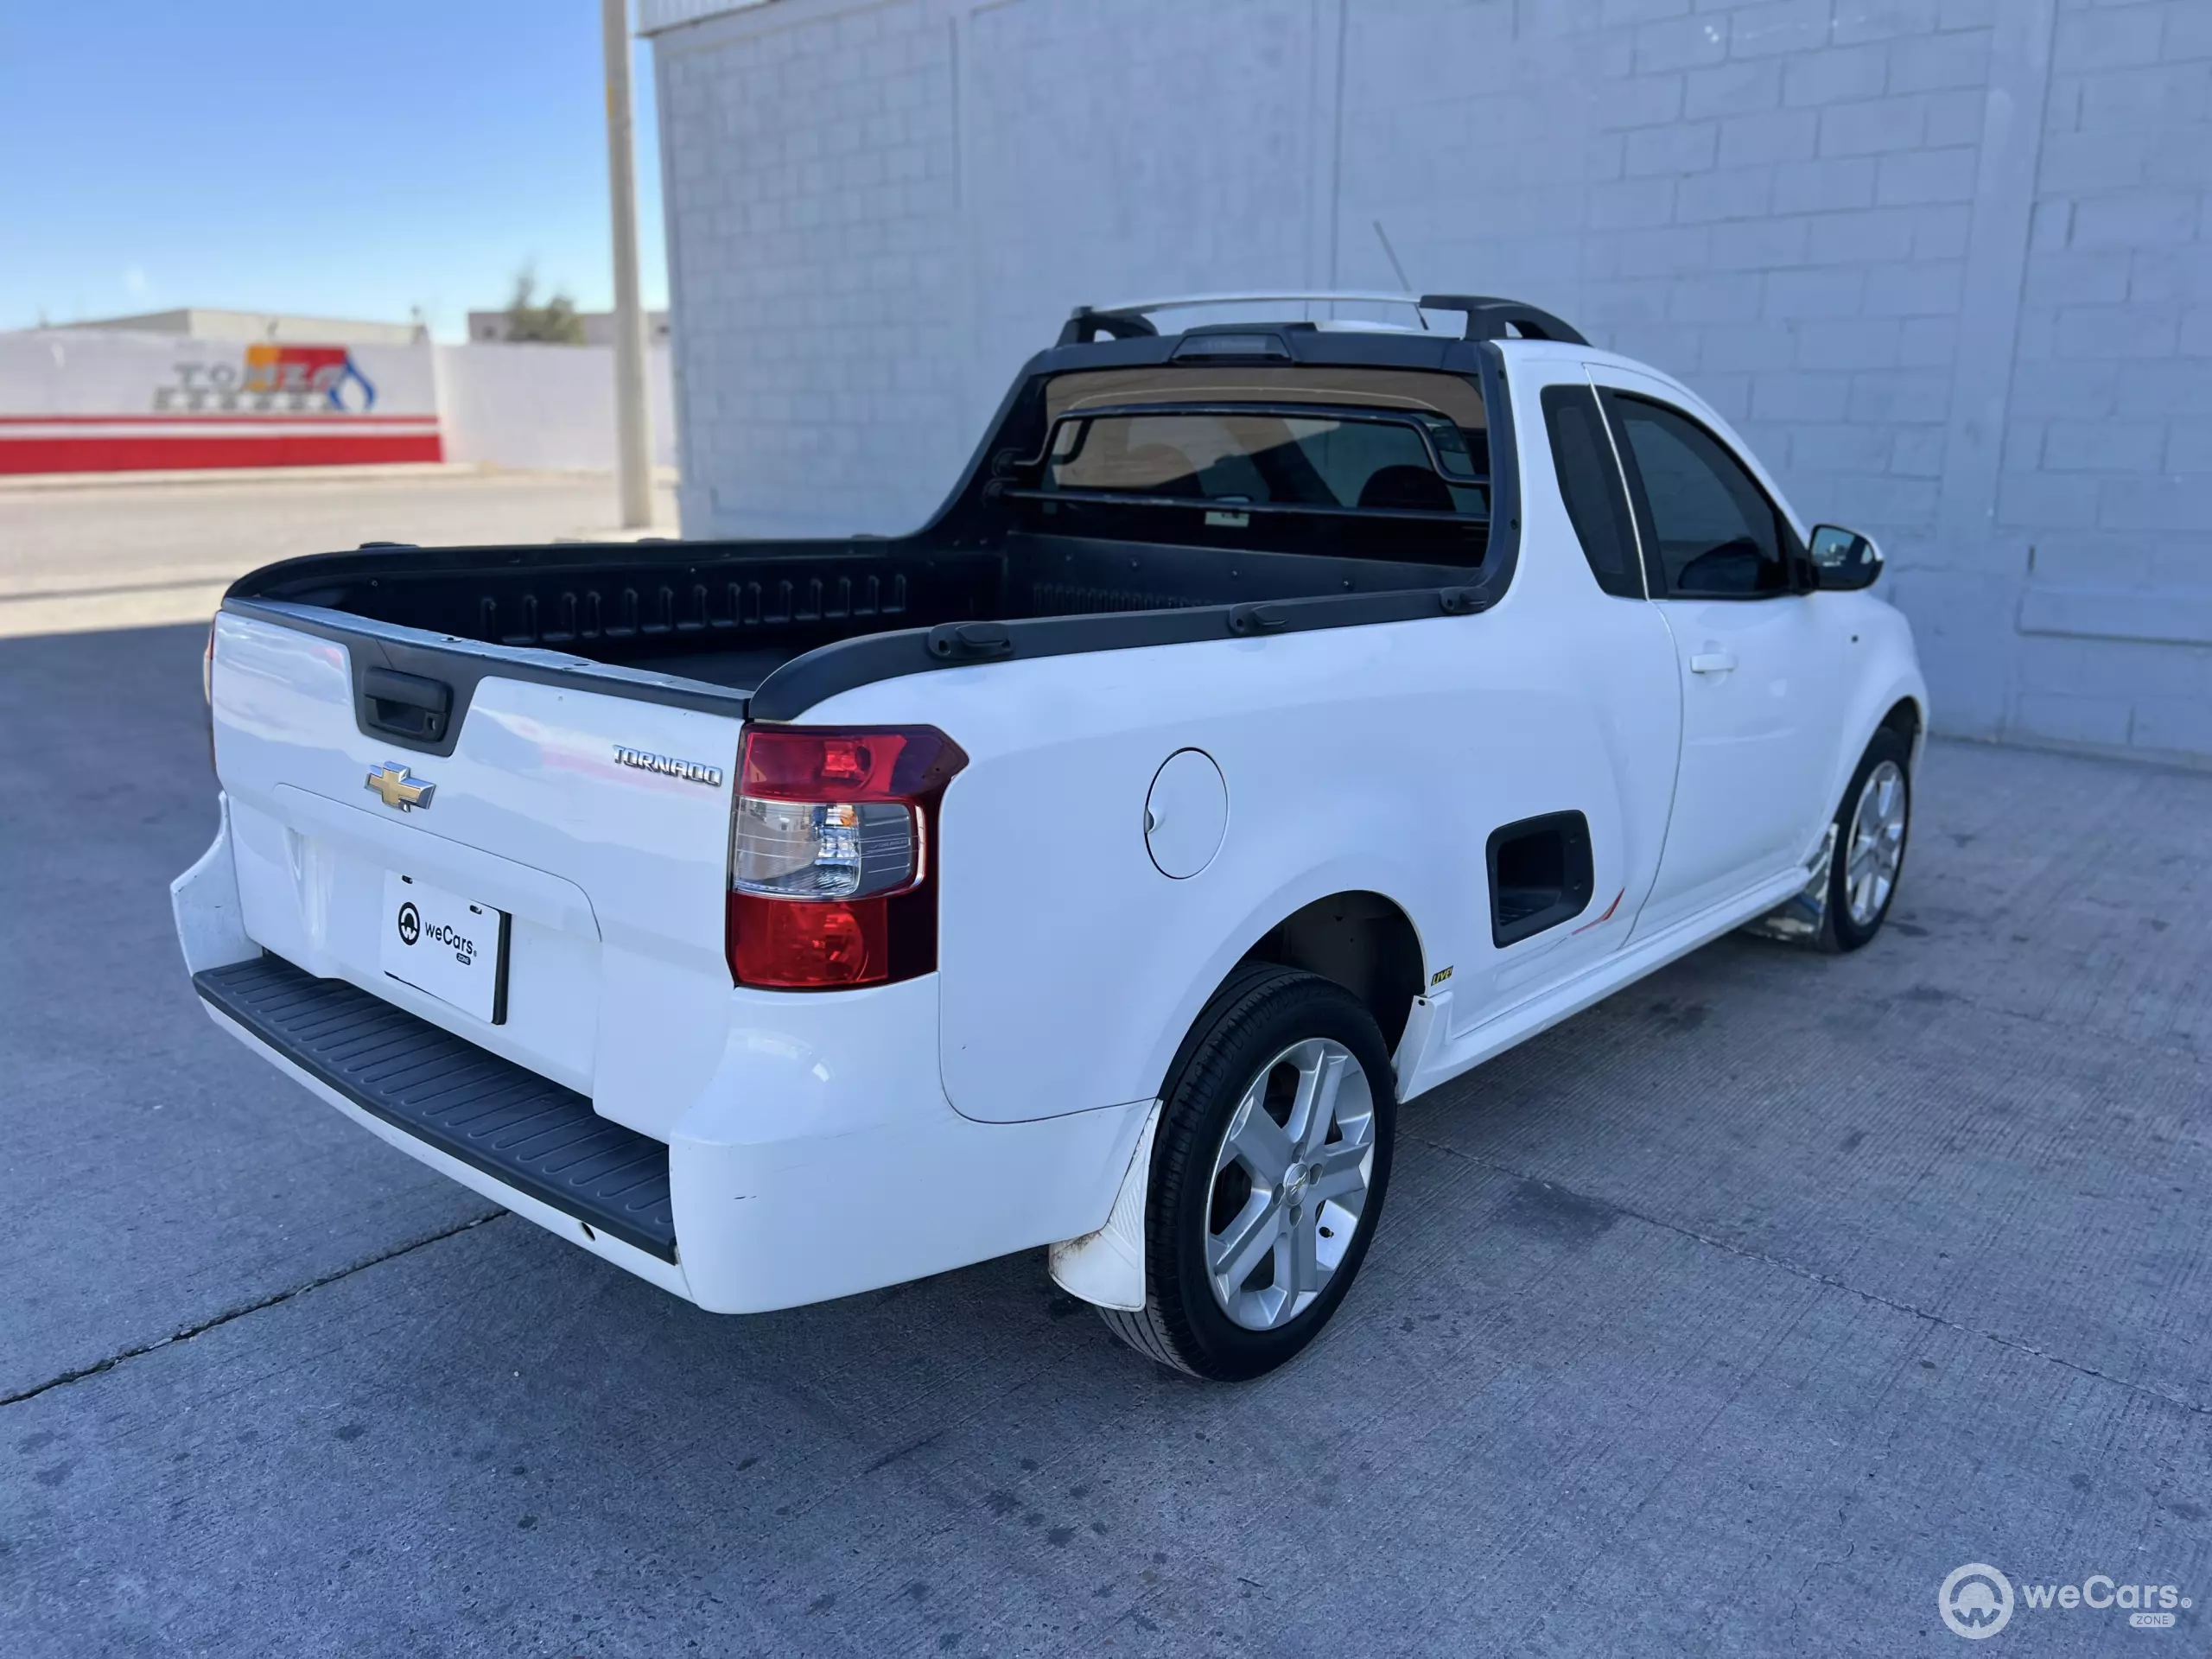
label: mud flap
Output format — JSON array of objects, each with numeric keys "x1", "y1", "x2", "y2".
[
  {"x1": 1047, "y1": 1098, "x2": 1162, "y2": 1312},
  {"x1": 1739, "y1": 823, "x2": 1836, "y2": 945}
]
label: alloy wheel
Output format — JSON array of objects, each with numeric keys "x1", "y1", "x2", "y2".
[
  {"x1": 1203, "y1": 1038, "x2": 1376, "y2": 1332},
  {"x1": 1845, "y1": 759, "x2": 1907, "y2": 927}
]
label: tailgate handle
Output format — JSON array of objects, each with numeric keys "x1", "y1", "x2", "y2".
[{"x1": 362, "y1": 667, "x2": 454, "y2": 742}]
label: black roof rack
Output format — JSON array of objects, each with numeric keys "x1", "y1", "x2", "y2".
[
  {"x1": 1058, "y1": 290, "x2": 1586, "y2": 348},
  {"x1": 1414, "y1": 295, "x2": 1587, "y2": 346}
]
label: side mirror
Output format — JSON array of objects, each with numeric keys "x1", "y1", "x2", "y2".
[{"x1": 1808, "y1": 524, "x2": 1883, "y2": 591}]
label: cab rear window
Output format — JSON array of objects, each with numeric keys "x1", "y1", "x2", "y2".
[
  {"x1": 1042, "y1": 408, "x2": 1487, "y2": 516},
  {"x1": 1005, "y1": 365, "x2": 1492, "y2": 566}
]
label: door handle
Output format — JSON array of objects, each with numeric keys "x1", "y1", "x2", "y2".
[{"x1": 1690, "y1": 650, "x2": 1738, "y2": 675}]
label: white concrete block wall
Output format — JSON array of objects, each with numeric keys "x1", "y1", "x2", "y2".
[
  {"x1": 2005, "y1": 0, "x2": 2212, "y2": 757},
  {"x1": 649, "y1": 0, "x2": 2212, "y2": 761},
  {"x1": 653, "y1": 0, "x2": 971, "y2": 536}
]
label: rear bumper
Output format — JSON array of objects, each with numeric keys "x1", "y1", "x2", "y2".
[
  {"x1": 196, "y1": 956, "x2": 678, "y2": 1261},
  {"x1": 200, "y1": 993, "x2": 695, "y2": 1300},
  {"x1": 176, "y1": 814, "x2": 1150, "y2": 1313}
]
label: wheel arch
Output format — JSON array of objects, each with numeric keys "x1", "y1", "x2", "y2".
[
  {"x1": 1821, "y1": 670, "x2": 1929, "y2": 839},
  {"x1": 1878, "y1": 693, "x2": 1926, "y2": 772},
  {"x1": 1146, "y1": 888, "x2": 1422, "y2": 1105},
  {"x1": 1056, "y1": 914, "x2": 1415, "y2": 1338},
  {"x1": 1236, "y1": 889, "x2": 1427, "y2": 1056}
]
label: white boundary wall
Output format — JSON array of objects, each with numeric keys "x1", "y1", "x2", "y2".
[{"x1": 435, "y1": 342, "x2": 678, "y2": 473}]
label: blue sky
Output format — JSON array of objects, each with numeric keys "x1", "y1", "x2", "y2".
[{"x1": 0, "y1": 1, "x2": 667, "y2": 340}]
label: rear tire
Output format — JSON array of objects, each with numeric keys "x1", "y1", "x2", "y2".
[
  {"x1": 1098, "y1": 965, "x2": 1396, "y2": 1382},
  {"x1": 1821, "y1": 728, "x2": 1912, "y2": 952}
]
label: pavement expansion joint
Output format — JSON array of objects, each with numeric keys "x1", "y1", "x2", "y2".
[{"x1": 0, "y1": 1210, "x2": 506, "y2": 1410}]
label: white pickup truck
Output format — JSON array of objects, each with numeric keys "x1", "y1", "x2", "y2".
[{"x1": 175, "y1": 292, "x2": 1925, "y2": 1381}]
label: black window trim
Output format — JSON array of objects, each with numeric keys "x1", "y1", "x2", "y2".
[
  {"x1": 1597, "y1": 388, "x2": 1811, "y2": 602},
  {"x1": 1539, "y1": 381, "x2": 1648, "y2": 602},
  {"x1": 1587, "y1": 383, "x2": 1653, "y2": 602}
]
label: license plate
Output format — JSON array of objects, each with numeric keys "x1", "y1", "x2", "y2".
[{"x1": 380, "y1": 871, "x2": 510, "y2": 1024}]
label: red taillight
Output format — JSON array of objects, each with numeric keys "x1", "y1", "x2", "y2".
[
  {"x1": 740, "y1": 725, "x2": 963, "y2": 802},
  {"x1": 726, "y1": 725, "x2": 966, "y2": 990},
  {"x1": 727, "y1": 893, "x2": 890, "y2": 988}
]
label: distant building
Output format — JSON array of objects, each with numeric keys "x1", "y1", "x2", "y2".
[
  {"x1": 466, "y1": 309, "x2": 671, "y2": 346},
  {"x1": 57, "y1": 308, "x2": 427, "y2": 346}
]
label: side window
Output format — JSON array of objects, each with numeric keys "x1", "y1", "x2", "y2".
[
  {"x1": 1541, "y1": 385, "x2": 1643, "y2": 599},
  {"x1": 1611, "y1": 396, "x2": 1792, "y2": 598}
]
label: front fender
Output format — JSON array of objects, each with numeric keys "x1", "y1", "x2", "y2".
[{"x1": 1818, "y1": 598, "x2": 1929, "y2": 842}]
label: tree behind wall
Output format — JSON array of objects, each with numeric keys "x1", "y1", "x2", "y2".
[{"x1": 502, "y1": 269, "x2": 585, "y2": 345}]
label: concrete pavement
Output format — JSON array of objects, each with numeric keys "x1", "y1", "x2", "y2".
[{"x1": 2, "y1": 623, "x2": 2207, "y2": 1656}]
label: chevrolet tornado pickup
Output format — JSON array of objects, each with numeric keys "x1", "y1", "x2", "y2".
[{"x1": 174, "y1": 292, "x2": 1926, "y2": 1381}]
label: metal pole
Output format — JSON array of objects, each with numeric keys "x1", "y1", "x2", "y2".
[{"x1": 602, "y1": 0, "x2": 653, "y2": 529}]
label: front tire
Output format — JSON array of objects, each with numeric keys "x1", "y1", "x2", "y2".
[
  {"x1": 1821, "y1": 728, "x2": 1912, "y2": 952},
  {"x1": 1098, "y1": 965, "x2": 1396, "y2": 1382}
]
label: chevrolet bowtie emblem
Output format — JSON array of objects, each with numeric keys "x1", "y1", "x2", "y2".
[{"x1": 365, "y1": 762, "x2": 435, "y2": 811}]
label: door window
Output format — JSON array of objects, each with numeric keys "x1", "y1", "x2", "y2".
[
  {"x1": 1610, "y1": 396, "x2": 1794, "y2": 598},
  {"x1": 1541, "y1": 385, "x2": 1643, "y2": 599}
]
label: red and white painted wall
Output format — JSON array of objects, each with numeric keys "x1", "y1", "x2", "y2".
[
  {"x1": 0, "y1": 330, "x2": 676, "y2": 476},
  {"x1": 0, "y1": 329, "x2": 444, "y2": 474}
]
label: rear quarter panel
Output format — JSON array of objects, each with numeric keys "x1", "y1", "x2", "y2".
[{"x1": 798, "y1": 527, "x2": 1681, "y2": 1125}]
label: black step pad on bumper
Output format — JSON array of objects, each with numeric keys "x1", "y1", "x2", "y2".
[{"x1": 194, "y1": 956, "x2": 677, "y2": 1262}]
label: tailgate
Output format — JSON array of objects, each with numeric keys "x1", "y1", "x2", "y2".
[{"x1": 210, "y1": 603, "x2": 745, "y2": 1140}]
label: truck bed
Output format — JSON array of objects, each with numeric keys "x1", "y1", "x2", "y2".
[
  {"x1": 226, "y1": 526, "x2": 1482, "y2": 698},
  {"x1": 222, "y1": 327, "x2": 1516, "y2": 719}
]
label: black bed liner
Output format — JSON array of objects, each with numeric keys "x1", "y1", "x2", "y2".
[{"x1": 195, "y1": 955, "x2": 677, "y2": 1262}]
